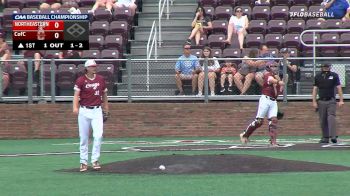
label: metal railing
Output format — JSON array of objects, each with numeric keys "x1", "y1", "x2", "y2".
[
  {"x1": 300, "y1": 29, "x2": 350, "y2": 76},
  {"x1": 146, "y1": 20, "x2": 158, "y2": 91},
  {"x1": 1, "y1": 57, "x2": 349, "y2": 103},
  {"x1": 158, "y1": 0, "x2": 170, "y2": 46}
]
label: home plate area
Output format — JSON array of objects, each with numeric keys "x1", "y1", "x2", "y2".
[{"x1": 62, "y1": 139, "x2": 350, "y2": 174}]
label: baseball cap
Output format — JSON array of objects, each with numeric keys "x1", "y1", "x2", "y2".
[
  {"x1": 280, "y1": 48, "x2": 289, "y2": 53},
  {"x1": 84, "y1": 59, "x2": 97, "y2": 67},
  {"x1": 321, "y1": 63, "x2": 331, "y2": 67}
]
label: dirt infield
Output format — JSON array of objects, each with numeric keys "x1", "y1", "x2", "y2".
[{"x1": 63, "y1": 154, "x2": 350, "y2": 174}]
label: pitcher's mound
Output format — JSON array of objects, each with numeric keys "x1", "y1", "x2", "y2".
[{"x1": 63, "y1": 154, "x2": 350, "y2": 174}]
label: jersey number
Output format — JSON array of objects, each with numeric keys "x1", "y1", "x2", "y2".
[{"x1": 94, "y1": 90, "x2": 100, "y2": 96}]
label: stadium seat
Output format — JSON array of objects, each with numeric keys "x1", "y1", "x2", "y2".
[
  {"x1": 320, "y1": 33, "x2": 339, "y2": 57},
  {"x1": 89, "y1": 35, "x2": 105, "y2": 50},
  {"x1": 283, "y1": 34, "x2": 301, "y2": 48},
  {"x1": 308, "y1": 5, "x2": 325, "y2": 15},
  {"x1": 94, "y1": 8, "x2": 112, "y2": 21},
  {"x1": 82, "y1": 50, "x2": 101, "y2": 59},
  {"x1": 301, "y1": 33, "x2": 320, "y2": 56},
  {"x1": 211, "y1": 20, "x2": 228, "y2": 34},
  {"x1": 287, "y1": 19, "x2": 305, "y2": 33},
  {"x1": 267, "y1": 48, "x2": 279, "y2": 57},
  {"x1": 203, "y1": 7, "x2": 215, "y2": 20},
  {"x1": 236, "y1": 0, "x2": 254, "y2": 5},
  {"x1": 252, "y1": 6, "x2": 270, "y2": 20},
  {"x1": 198, "y1": 0, "x2": 217, "y2": 7},
  {"x1": 208, "y1": 34, "x2": 226, "y2": 49},
  {"x1": 240, "y1": 6, "x2": 252, "y2": 19},
  {"x1": 289, "y1": 6, "x2": 308, "y2": 20},
  {"x1": 223, "y1": 48, "x2": 241, "y2": 58},
  {"x1": 25, "y1": 0, "x2": 41, "y2": 7},
  {"x1": 267, "y1": 20, "x2": 286, "y2": 34},
  {"x1": 76, "y1": 64, "x2": 85, "y2": 77},
  {"x1": 311, "y1": 0, "x2": 324, "y2": 4},
  {"x1": 274, "y1": 0, "x2": 291, "y2": 6},
  {"x1": 215, "y1": 6, "x2": 233, "y2": 20},
  {"x1": 23, "y1": 50, "x2": 46, "y2": 58},
  {"x1": 90, "y1": 21, "x2": 109, "y2": 36},
  {"x1": 96, "y1": 64, "x2": 115, "y2": 87},
  {"x1": 341, "y1": 20, "x2": 350, "y2": 29},
  {"x1": 44, "y1": 50, "x2": 60, "y2": 59},
  {"x1": 9, "y1": 62, "x2": 27, "y2": 91},
  {"x1": 241, "y1": 48, "x2": 256, "y2": 57},
  {"x1": 57, "y1": 64, "x2": 77, "y2": 90},
  {"x1": 271, "y1": 6, "x2": 289, "y2": 21},
  {"x1": 212, "y1": 48, "x2": 222, "y2": 57},
  {"x1": 79, "y1": 0, "x2": 96, "y2": 7},
  {"x1": 42, "y1": 64, "x2": 57, "y2": 90},
  {"x1": 245, "y1": 34, "x2": 264, "y2": 48},
  {"x1": 113, "y1": 7, "x2": 134, "y2": 23},
  {"x1": 219, "y1": 0, "x2": 235, "y2": 6},
  {"x1": 109, "y1": 21, "x2": 130, "y2": 39},
  {"x1": 100, "y1": 50, "x2": 120, "y2": 66},
  {"x1": 3, "y1": 8, "x2": 20, "y2": 28},
  {"x1": 340, "y1": 33, "x2": 350, "y2": 57},
  {"x1": 21, "y1": 8, "x2": 39, "y2": 14},
  {"x1": 293, "y1": 0, "x2": 311, "y2": 6},
  {"x1": 39, "y1": 9, "x2": 58, "y2": 14},
  {"x1": 104, "y1": 35, "x2": 124, "y2": 51},
  {"x1": 191, "y1": 49, "x2": 203, "y2": 58},
  {"x1": 199, "y1": 35, "x2": 208, "y2": 46},
  {"x1": 7, "y1": 0, "x2": 25, "y2": 8},
  {"x1": 324, "y1": 19, "x2": 342, "y2": 29},
  {"x1": 247, "y1": 20, "x2": 267, "y2": 34},
  {"x1": 306, "y1": 19, "x2": 325, "y2": 29},
  {"x1": 265, "y1": 34, "x2": 283, "y2": 49}
]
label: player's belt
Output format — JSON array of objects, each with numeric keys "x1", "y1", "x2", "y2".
[
  {"x1": 319, "y1": 97, "x2": 334, "y2": 101},
  {"x1": 81, "y1": 105, "x2": 100, "y2": 109},
  {"x1": 265, "y1": 95, "x2": 276, "y2": 101}
]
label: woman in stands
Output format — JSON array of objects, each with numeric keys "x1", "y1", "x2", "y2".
[
  {"x1": 0, "y1": 32, "x2": 10, "y2": 94},
  {"x1": 197, "y1": 46, "x2": 220, "y2": 96},
  {"x1": 114, "y1": 0, "x2": 138, "y2": 15},
  {"x1": 39, "y1": 0, "x2": 62, "y2": 10},
  {"x1": 89, "y1": 0, "x2": 114, "y2": 14},
  {"x1": 186, "y1": 6, "x2": 213, "y2": 46},
  {"x1": 224, "y1": 6, "x2": 249, "y2": 50}
]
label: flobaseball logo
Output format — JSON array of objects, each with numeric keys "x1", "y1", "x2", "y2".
[
  {"x1": 85, "y1": 83, "x2": 100, "y2": 90},
  {"x1": 289, "y1": 11, "x2": 334, "y2": 18}
]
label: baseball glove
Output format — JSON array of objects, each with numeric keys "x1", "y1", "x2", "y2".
[
  {"x1": 102, "y1": 111, "x2": 110, "y2": 122},
  {"x1": 277, "y1": 110, "x2": 284, "y2": 120}
]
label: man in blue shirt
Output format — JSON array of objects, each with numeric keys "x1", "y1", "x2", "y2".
[
  {"x1": 175, "y1": 44, "x2": 200, "y2": 95},
  {"x1": 322, "y1": 0, "x2": 350, "y2": 19}
]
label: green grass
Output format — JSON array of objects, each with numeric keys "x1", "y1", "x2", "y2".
[{"x1": 1, "y1": 137, "x2": 350, "y2": 196}]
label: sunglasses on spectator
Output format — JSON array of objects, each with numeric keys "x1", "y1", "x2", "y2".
[{"x1": 236, "y1": 10, "x2": 242, "y2": 13}]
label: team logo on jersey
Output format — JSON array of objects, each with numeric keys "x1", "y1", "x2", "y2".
[{"x1": 85, "y1": 83, "x2": 100, "y2": 90}]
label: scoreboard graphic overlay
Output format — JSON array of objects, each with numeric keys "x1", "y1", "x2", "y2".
[{"x1": 12, "y1": 14, "x2": 89, "y2": 50}]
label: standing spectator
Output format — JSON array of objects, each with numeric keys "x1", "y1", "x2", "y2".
[
  {"x1": 255, "y1": 45, "x2": 275, "y2": 87},
  {"x1": 186, "y1": 6, "x2": 213, "y2": 46},
  {"x1": 89, "y1": 0, "x2": 114, "y2": 14},
  {"x1": 220, "y1": 60, "x2": 237, "y2": 93},
  {"x1": 321, "y1": 0, "x2": 350, "y2": 20},
  {"x1": 175, "y1": 44, "x2": 200, "y2": 95},
  {"x1": 114, "y1": 0, "x2": 137, "y2": 15},
  {"x1": 255, "y1": 0, "x2": 270, "y2": 5},
  {"x1": 240, "y1": 63, "x2": 284, "y2": 146},
  {"x1": 224, "y1": 7, "x2": 249, "y2": 50},
  {"x1": 278, "y1": 48, "x2": 300, "y2": 94},
  {"x1": 234, "y1": 49, "x2": 265, "y2": 95},
  {"x1": 197, "y1": 47, "x2": 220, "y2": 96},
  {"x1": 312, "y1": 63, "x2": 344, "y2": 144},
  {"x1": 73, "y1": 59, "x2": 109, "y2": 172}
]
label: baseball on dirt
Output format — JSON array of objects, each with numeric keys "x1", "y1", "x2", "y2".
[{"x1": 159, "y1": 165, "x2": 166, "y2": 170}]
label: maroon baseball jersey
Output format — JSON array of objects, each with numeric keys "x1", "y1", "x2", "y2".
[
  {"x1": 74, "y1": 74, "x2": 107, "y2": 106},
  {"x1": 261, "y1": 71, "x2": 281, "y2": 99}
]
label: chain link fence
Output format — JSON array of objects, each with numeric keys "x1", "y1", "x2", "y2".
[{"x1": 0, "y1": 57, "x2": 349, "y2": 102}]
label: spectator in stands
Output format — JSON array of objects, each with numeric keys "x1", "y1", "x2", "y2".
[
  {"x1": 89, "y1": 0, "x2": 114, "y2": 14},
  {"x1": 255, "y1": 45, "x2": 275, "y2": 87},
  {"x1": 220, "y1": 60, "x2": 237, "y2": 93},
  {"x1": 224, "y1": 7, "x2": 249, "y2": 50},
  {"x1": 40, "y1": 0, "x2": 62, "y2": 10},
  {"x1": 197, "y1": 46, "x2": 221, "y2": 96},
  {"x1": 2, "y1": 71, "x2": 10, "y2": 94},
  {"x1": 175, "y1": 44, "x2": 201, "y2": 95},
  {"x1": 321, "y1": 0, "x2": 350, "y2": 20},
  {"x1": 278, "y1": 48, "x2": 300, "y2": 94},
  {"x1": 255, "y1": 0, "x2": 270, "y2": 5},
  {"x1": 0, "y1": 32, "x2": 10, "y2": 62},
  {"x1": 233, "y1": 49, "x2": 262, "y2": 95},
  {"x1": 114, "y1": 0, "x2": 138, "y2": 15},
  {"x1": 186, "y1": 6, "x2": 213, "y2": 46}
]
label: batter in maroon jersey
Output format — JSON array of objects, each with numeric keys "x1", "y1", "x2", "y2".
[
  {"x1": 239, "y1": 62, "x2": 285, "y2": 146},
  {"x1": 73, "y1": 59, "x2": 109, "y2": 172}
]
